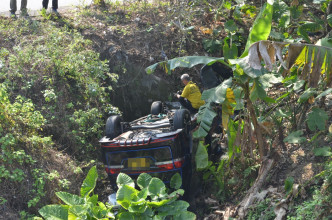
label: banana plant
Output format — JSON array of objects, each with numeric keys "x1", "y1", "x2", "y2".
[{"x1": 146, "y1": 0, "x2": 332, "y2": 163}]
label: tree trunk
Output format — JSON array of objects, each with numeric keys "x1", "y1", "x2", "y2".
[{"x1": 235, "y1": 158, "x2": 275, "y2": 219}]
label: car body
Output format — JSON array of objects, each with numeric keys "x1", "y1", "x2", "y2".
[{"x1": 100, "y1": 102, "x2": 193, "y2": 191}]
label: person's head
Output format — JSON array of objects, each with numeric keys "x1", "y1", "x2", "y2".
[{"x1": 180, "y1": 73, "x2": 190, "y2": 85}]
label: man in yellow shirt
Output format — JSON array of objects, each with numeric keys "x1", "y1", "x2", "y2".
[{"x1": 175, "y1": 74, "x2": 205, "y2": 114}]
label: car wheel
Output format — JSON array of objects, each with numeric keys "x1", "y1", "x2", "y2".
[
  {"x1": 105, "y1": 115, "x2": 123, "y2": 139},
  {"x1": 151, "y1": 101, "x2": 163, "y2": 115},
  {"x1": 173, "y1": 109, "x2": 191, "y2": 136}
]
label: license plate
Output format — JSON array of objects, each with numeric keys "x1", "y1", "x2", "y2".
[{"x1": 128, "y1": 158, "x2": 150, "y2": 169}]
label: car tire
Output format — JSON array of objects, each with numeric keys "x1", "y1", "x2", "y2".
[
  {"x1": 173, "y1": 109, "x2": 191, "y2": 136},
  {"x1": 105, "y1": 115, "x2": 123, "y2": 139},
  {"x1": 151, "y1": 101, "x2": 163, "y2": 115}
]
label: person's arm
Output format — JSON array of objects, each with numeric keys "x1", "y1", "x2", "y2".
[{"x1": 181, "y1": 85, "x2": 189, "y2": 99}]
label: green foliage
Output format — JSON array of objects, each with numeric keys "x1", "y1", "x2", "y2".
[
  {"x1": 80, "y1": 166, "x2": 98, "y2": 198},
  {"x1": 0, "y1": 85, "x2": 52, "y2": 209},
  {"x1": 313, "y1": 147, "x2": 332, "y2": 157},
  {"x1": 117, "y1": 173, "x2": 135, "y2": 189},
  {"x1": 306, "y1": 107, "x2": 328, "y2": 131},
  {"x1": 298, "y1": 22, "x2": 324, "y2": 43},
  {"x1": 284, "y1": 176, "x2": 294, "y2": 195},
  {"x1": 39, "y1": 169, "x2": 192, "y2": 220},
  {"x1": 202, "y1": 160, "x2": 227, "y2": 200},
  {"x1": 0, "y1": 18, "x2": 117, "y2": 158},
  {"x1": 195, "y1": 141, "x2": 209, "y2": 169},
  {"x1": 0, "y1": 16, "x2": 115, "y2": 217},
  {"x1": 39, "y1": 205, "x2": 69, "y2": 220},
  {"x1": 193, "y1": 78, "x2": 232, "y2": 138},
  {"x1": 287, "y1": 189, "x2": 329, "y2": 220},
  {"x1": 284, "y1": 130, "x2": 306, "y2": 144},
  {"x1": 247, "y1": 198, "x2": 276, "y2": 220},
  {"x1": 115, "y1": 173, "x2": 195, "y2": 219},
  {"x1": 39, "y1": 166, "x2": 115, "y2": 220},
  {"x1": 170, "y1": 173, "x2": 182, "y2": 190},
  {"x1": 241, "y1": 0, "x2": 273, "y2": 57},
  {"x1": 273, "y1": 0, "x2": 290, "y2": 28},
  {"x1": 203, "y1": 38, "x2": 223, "y2": 53}
]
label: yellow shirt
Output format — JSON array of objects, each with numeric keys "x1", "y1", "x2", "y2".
[{"x1": 181, "y1": 81, "x2": 205, "y2": 109}]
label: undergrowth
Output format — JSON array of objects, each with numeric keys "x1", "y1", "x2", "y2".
[{"x1": 0, "y1": 17, "x2": 117, "y2": 217}]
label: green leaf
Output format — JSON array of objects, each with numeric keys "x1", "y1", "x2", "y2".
[
  {"x1": 55, "y1": 192, "x2": 84, "y2": 206},
  {"x1": 168, "y1": 189, "x2": 185, "y2": 198},
  {"x1": 223, "y1": 40, "x2": 238, "y2": 60},
  {"x1": 275, "y1": 109, "x2": 291, "y2": 118},
  {"x1": 234, "y1": 87, "x2": 245, "y2": 110},
  {"x1": 231, "y1": 57, "x2": 265, "y2": 78},
  {"x1": 170, "y1": 173, "x2": 182, "y2": 190},
  {"x1": 259, "y1": 73, "x2": 283, "y2": 89},
  {"x1": 298, "y1": 22, "x2": 323, "y2": 43},
  {"x1": 316, "y1": 36, "x2": 332, "y2": 48},
  {"x1": 147, "y1": 199, "x2": 171, "y2": 208},
  {"x1": 273, "y1": 0, "x2": 290, "y2": 28},
  {"x1": 298, "y1": 88, "x2": 316, "y2": 103},
  {"x1": 316, "y1": 88, "x2": 332, "y2": 99},
  {"x1": 224, "y1": 20, "x2": 238, "y2": 33},
  {"x1": 137, "y1": 173, "x2": 152, "y2": 190},
  {"x1": 307, "y1": 107, "x2": 328, "y2": 131},
  {"x1": 88, "y1": 194, "x2": 98, "y2": 206},
  {"x1": 147, "y1": 178, "x2": 166, "y2": 197},
  {"x1": 195, "y1": 141, "x2": 208, "y2": 169},
  {"x1": 137, "y1": 188, "x2": 148, "y2": 201},
  {"x1": 284, "y1": 130, "x2": 306, "y2": 144},
  {"x1": 284, "y1": 176, "x2": 294, "y2": 195},
  {"x1": 128, "y1": 200, "x2": 147, "y2": 213},
  {"x1": 39, "y1": 205, "x2": 68, "y2": 220},
  {"x1": 290, "y1": 5, "x2": 303, "y2": 20},
  {"x1": 241, "y1": 1, "x2": 273, "y2": 57},
  {"x1": 174, "y1": 211, "x2": 196, "y2": 220},
  {"x1": 145, "y1": 56, "x2": 229, "y2": 75},
  {"x1": 250, "y1": 79, "x2": 275, "y2": 103},
  {"x1": 116, "y1": 185, "x2": 138, "y2": 210},
  {"x1": 68, "y1": 205, "x2": 87, "y2": 217},
  {"x1": 80, "y1": 166, "x2": 98, "y2": 198},
  {"x1": 117, "y1": 212, "x2": 136, "y2": 220},
  {"x1": 156, "y1": 200, "x2": 190, "y2": 216},
  {"x1": 193, "y1": 103, "x2": 217, "y2": 138},
  {"x1": 203, "y1": 39, "x2": 223, "y2": 53},
  {"x1": 313, "y1": 147, "x2": 332, "y2": 157},
  {"x1": 293, "y1": 80, "x2": 305, "y2": 91},
  {"x1": 117, "y1": 173, "x2": 135, "y2": 189},
  {"x1": 269, "y1": 30, "x2": 286, "y2": 40},
  {"x1": 327, "y1": 14, "x2": 332, "y2": 28},
  {"x1": 201, "y1": 78, "x2": 232, "y2": 103}
]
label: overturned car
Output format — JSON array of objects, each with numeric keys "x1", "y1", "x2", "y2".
[{"x1": 100, "y1": 101, "x2": 193, "y2": 191}]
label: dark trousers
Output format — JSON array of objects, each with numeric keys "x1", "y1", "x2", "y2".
[
  {"x1": 42, "y1": 0, "x2": 58, "y2": 10},
  {"x1": 10, "y1": 0, "x2": 27, "y2": 13},
  {"x1": 179, "y1": 97, "x2": 198, "y2": 114}
]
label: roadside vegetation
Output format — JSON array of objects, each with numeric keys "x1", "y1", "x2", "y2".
[{"x1": 0, "y1": 0, "x2": 331, "y2": 219}]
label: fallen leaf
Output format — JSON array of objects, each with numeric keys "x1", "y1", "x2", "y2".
[
  {"x1": 199, "y1": 27, "x2": 213, "y2": 35},
  {"x1": 308, "y1": 96, "x2": 315, "y2": 104}
]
